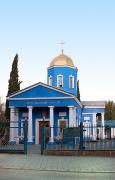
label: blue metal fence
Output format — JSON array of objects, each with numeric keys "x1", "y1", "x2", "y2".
[
  {"x1": 0, "y1": 120, "x2": 27, "y2": 154},
  {"x1": 41, "y1": 122, "x2": 115, "y2": 154},
  {"x1": 83, "y1": 125, "x2": 115, "y2": 150}
]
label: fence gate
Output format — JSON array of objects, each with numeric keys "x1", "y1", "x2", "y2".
[
  {"x1": 0, "y1": 120, "x2": 27, "y2": 154},
  {"x1": 41, "y1": 125, "x2": 81, "y2": 154}
]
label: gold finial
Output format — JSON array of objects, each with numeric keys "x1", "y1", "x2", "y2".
[{"x1": 59, "y1": 40, "x2": 65, "y2": 54}]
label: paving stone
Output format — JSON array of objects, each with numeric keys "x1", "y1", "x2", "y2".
[{"x1": 0, "y1": 153, "x2": 115, "y2": 173}]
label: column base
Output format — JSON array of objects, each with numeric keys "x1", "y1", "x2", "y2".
[
  {"x1": 48, "y1": 138, "x2": 54, "y2": 144},
  {"x1": 92, "y1": 136, "x2": 97, "y2": 141},
  {"x1": 9, "y1": 141, "x2": 16, "y2": 145},
  {"x1": 28, "y1": 141, "x2": 34, "y2": 145},
  {"x1": 48, "y1": 141, "x2": 55, "y2": 145}
]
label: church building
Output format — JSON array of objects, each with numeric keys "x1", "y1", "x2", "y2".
[{"x1": 8, "y1": 50, "x2": 105, "y2": 144}]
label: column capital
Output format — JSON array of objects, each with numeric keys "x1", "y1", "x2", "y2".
[
  {"x1": 48, "y1": 106, "x2": 54, "y2": 109},
  {"x1": 9, "y1": 106, "x2": 15, "y2": 109},
  {"x1": 27, "y1": 106, "x2": 33, "y2": 110},
  {"x1": 9, "y1": 106, "x2": 15, "y2": 113},
  {"x1": 68, "y1": 106, "x2": 74, "y2": 108}
]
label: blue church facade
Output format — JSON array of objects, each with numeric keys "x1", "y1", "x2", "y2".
[{"x1": 7, "y1": 51, "x2": 105, "y2": 144}]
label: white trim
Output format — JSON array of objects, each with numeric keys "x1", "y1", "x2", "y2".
[
  {"x1": 35, "y1": 119, "x2": 50, "y2": 144},
  {"x1": 57, "y1": 74, "x2": 63, "y2": 88},
  {"x1": 47, "y1": 66, "x2": 78, "y2": 70},
  {"x1": 8, "y1": 97, "x2": 73, "y2": 100},
  {"x1": 84, "y1": 106, "x2": 105, "y2": 108}
]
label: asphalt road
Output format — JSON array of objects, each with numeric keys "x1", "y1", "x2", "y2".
[{"x1": 0, "y1": 169, "x2": 115, "y2": 180}]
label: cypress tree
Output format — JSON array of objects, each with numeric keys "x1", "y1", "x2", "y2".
[
  {"x1": 5, "y1": 54, "x2": 21, "y2": 120},
  {"x1": 77, "y1": 80, "x2": 80, "y2": 101}
]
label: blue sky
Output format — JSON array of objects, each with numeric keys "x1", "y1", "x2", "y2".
[{"x1": 0, "y1": 0, "x2": 115, "y2": 102}]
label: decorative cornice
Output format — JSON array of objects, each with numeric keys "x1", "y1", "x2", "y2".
[
  {"x1": 8, "y1": 97, "x2": 73, "y2": 100},
  {"x1": 47, "y1": 65, "x2": 78, "y2": 70}
]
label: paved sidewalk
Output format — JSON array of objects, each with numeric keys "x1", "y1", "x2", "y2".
[
  {"x1": 0, "y1": 153, "x2": 115, "y2": 173},
  {"x1": 1, "y1": 168, "x2": 115, "y2": 180}
]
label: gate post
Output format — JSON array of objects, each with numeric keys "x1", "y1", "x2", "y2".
[
  {"x1": 23, "y1": 120, "x2": 28, "y2": 154},
  {"x1": 79, "y1": 122, "x2": 85, "y2": 150},
  {"x1": 41, "y1": 125, "x2": 46, "y2": 155}
]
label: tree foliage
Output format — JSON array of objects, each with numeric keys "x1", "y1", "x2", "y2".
[
  {"x1": 77, "y1": 80, "x2": 80, "y2": 101},
  {"x1": 0, "y1": 102, "x2": 5, "y2": 121},
  {"x1": 5, "y1": 54, "x2": 20, "y2": 120},
  {"x1": 104, "y1": 100, "x2": 115, "y2": 120}
]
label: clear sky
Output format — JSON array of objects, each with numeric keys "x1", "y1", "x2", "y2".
[{"x1": 0, "y1": 0, "x2": 115, "y2": 102}]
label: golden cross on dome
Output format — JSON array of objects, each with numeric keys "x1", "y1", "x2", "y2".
[{"x1": 59, "y1": 40, "x2": 65, "y2": 54}]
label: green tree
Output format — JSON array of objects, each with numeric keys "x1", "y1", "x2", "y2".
[
  {"x1": 112, "y1": 103, "x2": 115, "y2": 120},
  {"x1": 104, "y1": 100, "x2": 114, "y2": 120},
  {"x1": 5, "y1": 54, "x2": 21, "y2": 120},
  {"x1": 77, "y1": 80, "x2": 80, "y2": 101},
  {"x1": 0, "y1": 101, "x2": 5, "y2": 121}
]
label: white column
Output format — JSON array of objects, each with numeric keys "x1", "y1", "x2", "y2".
[
  {"x1": 28, "y1": 106, "x2": 33, "y2": 143},
  {"x1": 73, "y1": 107, "x2": 77, "y2": 127},
  {"x1": 14, "y1": 108, "x2": 19, "y2": 144},
  {"x1": 93, "y1": 113, "x2": 97, "y2": 140},
  {"x1": 101, "y1": 112, "x2": 105, "y2": 139},
  {"x1": 111, "y1": 128, "x2": 114, "y2": 138},
  {"x1": 10, "y1": 106, "x2": 15, "y2": 142},
  {"x1": 68, "y1": 106, "x2": 74, "y2": 127},
  {"x1": 49, "y1": 106, "x2": 54, "y2": 142}
]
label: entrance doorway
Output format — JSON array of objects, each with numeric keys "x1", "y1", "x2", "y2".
[{"x1": 39, "y1": 121, "x2": 49, "y2": 144}]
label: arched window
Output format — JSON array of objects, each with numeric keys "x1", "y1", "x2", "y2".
[
  {"x1": 69, "y1": 75, "x2": 74, "y2": 88},
  {"x1": 48, "y1": 76, "x2": 53, "y2": 86},
  {"x1": 57, "y1": 74, "x2": 63, "y2": 88}
]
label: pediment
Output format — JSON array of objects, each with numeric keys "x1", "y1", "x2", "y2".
[{"x1": 8, "y1": 82, "x2": 72, "y2": 99}]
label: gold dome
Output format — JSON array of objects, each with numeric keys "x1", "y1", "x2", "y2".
[{"x1": 49, "y1": 52, "x2": 75, "y2": 67}]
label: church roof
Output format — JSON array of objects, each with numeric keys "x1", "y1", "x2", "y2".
[
  {"x1": 49, "y1": 52, "x2": 75, "y2": 68},
  {"x1": 82, "y1": 101, "x2": 105, "y2": 107},
  {"x1": 8, "y1": 82, "x2": 82, "y2": 107}
]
